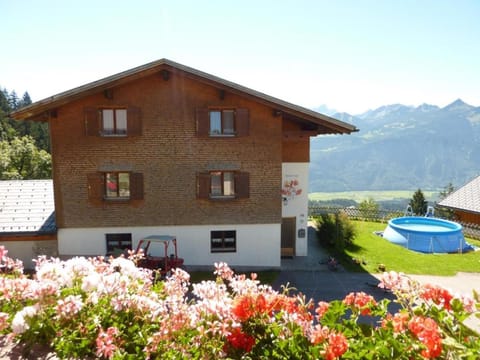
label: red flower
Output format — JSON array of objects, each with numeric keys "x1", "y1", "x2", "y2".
[
  {"x1": 325, "y1": 332, "x2": 348, "y2": 360},
  {"x1": 420, "y1": 284, "x2": 453, "y2": 311},
  {"x1": 343, "y1": 291, "x2": 377, "y2": 315},
  {"x1": 225, "y1": 328, "x2": 255, "y2": 353},
  {"x1": 408, "y1": 316, "x2": 442, "y2": 358}
]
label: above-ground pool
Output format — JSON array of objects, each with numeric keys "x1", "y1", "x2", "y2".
[{"x1": 383, "y1": 217, "x2": 473, "y2": 253}]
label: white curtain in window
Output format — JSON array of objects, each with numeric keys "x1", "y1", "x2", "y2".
[
  {"x1": 102, "y1": 109, "x2": 114, "y2": 133},
  {"x1": 223, "y1": 172, "x2": 234, "y2": 196},
  {"x1": 209, "y1": 111, "x2": 222, "y2": 134},
  {"x1": 116, "y1": 109, "x2": 127, "y2": 134}
]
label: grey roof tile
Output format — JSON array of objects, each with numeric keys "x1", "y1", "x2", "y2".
[
  {"x1": 438, "y1": 175, "x2": 480, "y2": 213},
  {"x1": 0, "y1": 180, "x2": 56, "y2": 234}
]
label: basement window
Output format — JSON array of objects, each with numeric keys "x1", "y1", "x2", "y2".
[{"x1": 211, "y1": 230, "x2": 236, "y2": 253}]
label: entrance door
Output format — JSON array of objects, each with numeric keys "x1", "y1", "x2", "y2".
[{"x1": 281, "y1": 217, "x2": 296, "y2": 257}]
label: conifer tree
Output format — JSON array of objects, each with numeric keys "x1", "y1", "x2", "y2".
[{"x1": 409, "y1": 189, "x2": 427, "y2": 216}]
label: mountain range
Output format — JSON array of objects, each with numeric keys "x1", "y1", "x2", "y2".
[{"x1": 310, "y1": 99, "x2": 480, "y2": 192}]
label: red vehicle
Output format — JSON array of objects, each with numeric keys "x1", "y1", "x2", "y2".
[{"x1": 135, "y1": 235, "x2": 184, "y2": 275}]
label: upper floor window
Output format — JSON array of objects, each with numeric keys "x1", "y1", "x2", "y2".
[
  {"x1": 102, "y1": 109, "x2": 127, "y2": 136},
  {"x1": 197, "y1": 171, "x2": 249, "y2": 200},
  {"x1": 88, "y1": 171, "x2": 144, "y2": 203},
  {"x1": 196, "y1": 108, "x2": 249, "y2": 137},
  {"x1": 209, "y1": 110, "x2": 235, "y2": 135},
  {"x1": 84, "y1": 106, "x2": 142, "y2": 137}
]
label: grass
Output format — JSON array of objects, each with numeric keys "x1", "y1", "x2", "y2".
[{"x1": 335, "y1": 220, "x2": 480, "y2": 276}]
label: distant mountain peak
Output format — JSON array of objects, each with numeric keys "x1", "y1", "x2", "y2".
[{"x1": 444, "y1": 99, "x2": 473, "y2": 111}]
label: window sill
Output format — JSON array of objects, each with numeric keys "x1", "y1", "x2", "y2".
[
  {"x1": 103, "y1": 197, "x2": 131, "y2": 202},
  {"x1": 211, "y1": 249, "x2": 236, "y2": 253},
  {"x1": 208, "y1": 133, "x2": 236, "y2": 138},
  {"x1": 209, "y1": 195, "x2": 236, "y2": 200},
  {"x1": 100, "y1": 133, "x2": 128, "y2": 138}
]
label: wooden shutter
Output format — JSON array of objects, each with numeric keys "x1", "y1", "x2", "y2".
[
  {"x1": 127, "y1": 106, "x2": 142, "y2": 136},
  {"x1": 87, "y1": 172, "x2": 104, "y2": 201},
  {"x1": 235, "y1": 108, "x2": 249, "y2": 137},
  {"x1": 197, "y1": 172, "x2": 211, "y2": 199},
  {"x1": 235, "y1": 172, "x2": 250, "y2": 199},
  {"x1": 196, "y1": 108, "x2": 210, "y2": 137},
  {"x1": 130, "y1": 172, "x2": 144, "y2": 200},
  {"x1": 85, "y1": 107, "x2": 100, "y2": 136}
]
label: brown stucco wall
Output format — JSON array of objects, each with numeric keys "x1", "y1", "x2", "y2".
[{"x1": 49, "y1": 71, "x2": 300, "y2": 228}]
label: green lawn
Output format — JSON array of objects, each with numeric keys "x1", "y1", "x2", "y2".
[{"x1": 338, "y1": 220, "x2": 480, "y2": 275}]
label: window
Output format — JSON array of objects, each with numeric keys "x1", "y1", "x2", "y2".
[
  {"x1": 211, "y1": 230, "x2": 236, "y2": 253},
  {"x1": 209, "y1": 110, "x2": 235, "y2": 135},
  {"x1": 101, "y1": 108, "x2": 127, "y2": 135},
  {"x1": 210, "y1": 171, "x2": 235, "y2": 197},
  {"x1": 106, "y1": 233, "x2": 132, "y2": 255},
  {"x1": 88, "y1": 172, "x2": 144, "y2": 202},
  {"x1": 105, "y1": 172, "x2": 130, "y2": 198},
  {"x1": 197, "y1": 171, "x2": 249, "y2": 199},
  {"x1": 84, "y1": 106, "x2": 142, "y2": 136},
  {"x1": 196, "y1": 108, "x2": 249, "y2": 137}
]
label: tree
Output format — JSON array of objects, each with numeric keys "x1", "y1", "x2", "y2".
[
  {"x1": 436, "y1": 182, "x2": 456, "y2": 219},
  {"x1": 409, "y1": 189, "x2": 427, "y2": 216},
  {"x1": 0, "y1": 136, "x2": 51, "y2": 179},
  {"x1": 358, "y1": 197, "x2": 379, "y2": 220}
]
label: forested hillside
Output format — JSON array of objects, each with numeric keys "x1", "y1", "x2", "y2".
[{"x1": 0, "y1": 89, "x2": 51, "y2": 179}]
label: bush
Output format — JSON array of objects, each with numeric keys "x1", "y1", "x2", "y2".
[
  {"x1": 313, "y1": 211, "x2": 357, "y2": 250},
  {"x1": 1, "y1": 246, "x2": 480, "y2": 359}
]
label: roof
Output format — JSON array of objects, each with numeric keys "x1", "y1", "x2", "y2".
[
  {"x1": 438, "y1": 175, "x2": 480, "y2": 214},
  {"x1": 9, "y1": 58, "x2": 357, "y2": 135},
  {"x1": 0, "y1": 180, "x2": 56, "y2": 235}
]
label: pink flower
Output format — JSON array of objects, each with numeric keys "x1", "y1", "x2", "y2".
[
  {"x1": 55, "y1": 295, "x2": 83, "y2": 319},
  {"x1": 315, "y1": 301, "x2": 330, "y2": 319},
  {"x1": 96, "y1": 327, "x2": 120, "y2": 359},
  {"x1": 0, "y1": 312, "x2": 9, "y2": 331},
  {"x1": 214, "y1": 262, "x2": 234, "y2": 281}
]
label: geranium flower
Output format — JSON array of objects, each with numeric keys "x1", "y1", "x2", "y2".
[
  {"x1": 343, "y1": 291, "x2": 377, "y2": 315},
  {"x1": 408, "y1": 316, "x2": 442, "y2": 358},
  {"x1": 225, "y1": 327, "x2": 255, "y2": 353}
]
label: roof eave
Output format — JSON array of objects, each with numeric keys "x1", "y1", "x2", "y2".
[{"x1": 9, "y1": 58, "x2": 358, "y2": 135}]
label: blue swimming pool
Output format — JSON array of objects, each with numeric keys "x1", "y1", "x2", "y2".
[{"x1": 382, "y1": 217, "x2": 473, "y2": 253}]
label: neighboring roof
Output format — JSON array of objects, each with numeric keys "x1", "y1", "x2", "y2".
[
  {"x1": 0, "y1": 180, "x2": 56, "y2": 235},
  {"x1": 10, "y1": 58, "x2": 357, "y2": 135},
  {"x1": 438, "y1": 175, "x2": 480, "y2": 214}
]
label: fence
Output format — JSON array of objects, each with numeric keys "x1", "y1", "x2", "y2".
[{"x1": 308, "y1": 206, "x2": 480, "y2": 240}]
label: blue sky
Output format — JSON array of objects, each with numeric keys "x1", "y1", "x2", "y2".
[{"x1": 2, "y1": 0, "x2": 479, "y2": 114}]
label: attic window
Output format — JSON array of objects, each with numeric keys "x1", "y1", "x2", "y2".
[
  {"x1": 210, "y1": 110, "x2": 235, "y2": 136},
  {"x1": 196, "y1": 108, "x2": 249, "y2": 137},
  {"x1": 102, "y1": 109, "x2": 127, "y2": 136},
  {"x1": 84, "y1": 106, "x2": 142, "y2": 137}
]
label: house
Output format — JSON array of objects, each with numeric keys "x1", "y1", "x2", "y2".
[
  {"x1": 10, "y1": 59, "x2": 357, "y2": 269},
  {"x1": 0, "y1": 180, "x2": 57, "y2": 268},
  {"x1": 438, "y1": 175, "x2": 480, "y2": 225}
]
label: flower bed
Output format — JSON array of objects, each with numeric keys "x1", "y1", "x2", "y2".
[{"x1": 0, "y1": 245, "x2": 479, "y2": 359}]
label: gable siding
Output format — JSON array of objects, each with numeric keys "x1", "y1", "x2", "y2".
[{"x1": 49, "y1": 72, "x2": 286, "y2": 228}]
